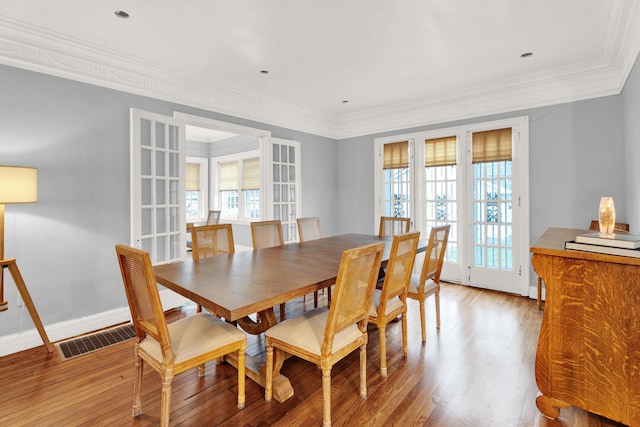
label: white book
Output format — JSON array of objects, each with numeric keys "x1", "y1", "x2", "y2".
[
  {"x1": 565, "y1": 241, "x2": 640, "y2": 258},
  {"x1": 574, "y1": 232, "x2": 640, "y2": 249}
]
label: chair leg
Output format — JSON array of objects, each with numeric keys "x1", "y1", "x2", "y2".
[
  {"x1": 160, "y1": 372, "x2": 174, "y2": 427},
  {"x1": 237, "y1": 347, "x2": 246, "y2": 409},
  {"x1": 322, "y1": 367, "x2": 332, "y2": 427},
  {"x1": 359, "y1": 344, "x2": 367, "y2": 400},
  {"x1": 279, "y1": 303, "x2": 286, "y2": 320},
  {"x1": 435, "y1": 289, "x2": 441, "y2": 328},
  {"x1": 401, "y1": 311, "x2": 408, "y2": 358},
  {"x1": 198, "y1": 364, "x2": 205, "y2": 378},
  {"x1": 419, "y1": 299, "x2": 427, "y2": 343},
  {"x1": 265, "y1": 345, "x2": 273, "y2": 402},
  {"x1": 327, "y1": 286, "x2": 332, "y2": 307},
  {"x1": 379, "y1": 325, "x2": 387, "y2": 378},
  {"x1": 313, "y1": 291, "x2": 319, "y2": 308},
  {"x1": 132, "y1": 354, "x2": 143, "y2": 417}
]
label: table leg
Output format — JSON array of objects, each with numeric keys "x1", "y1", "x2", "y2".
[{"x1": 229, "y1": 308, "x2": 294, "y2": 402}]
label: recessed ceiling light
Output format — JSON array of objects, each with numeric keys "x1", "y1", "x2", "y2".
[
  {"x1": 260, "y1": 70, "x2": 269, "y2": 74},
  {"x1": 115, "y1": 10, "x2": 130, "y2": 19},
  {"x1": 341, "y1": 100, "x2": 349, "y2": 104},
  {"x1": 520, "y1": 52, "x2": 533, "y2": 58}
]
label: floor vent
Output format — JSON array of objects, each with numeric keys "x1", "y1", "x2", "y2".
[{"x1": 55, "y1": 324, "x2": 136, "y2": 361}]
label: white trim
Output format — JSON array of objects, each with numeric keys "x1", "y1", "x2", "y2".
[{"x1": 0, "y1": 289, "x2": 188, "y2": 357}]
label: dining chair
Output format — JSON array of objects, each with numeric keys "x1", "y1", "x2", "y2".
[
  {"x1": 536, "y1": 220, "x2": 630, "y2": 309},
  {"x1": 368, "y1": 231, "x2": 420, "y2": 377},
  {"x1": 191, "y1": 223, "x2": 235, "y2": 260},
  {"x1": 251, "y1": 220, "x2": 286, "y2": 319},
  {"x1": 207, "y1": 210, "x2": 221, "y2": 225},
  {"x1": 190, "y1": 223, "x2": 235, "y2": 314},
  {"x1": 407, "y1": 225, "x2": 450, "y2": 343},
  {"x1": 296, "y1": 217, "x2": 328, "y2": 307},
  {"x1": 251, "y1": 219, "x2": 285, "y2": 250},
  {"x1": 378, "y1": 216, "x2": 411, "y2": 237},
  {"x1": 115, "y1": 244, "x2": 247, "y2": 427},
  {"x1": 264, "y1": 242, "x2": 385, "y2": 427}
]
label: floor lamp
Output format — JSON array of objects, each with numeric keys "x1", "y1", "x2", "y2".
[{"x1": 0, "y1": 165, "x2": 54, "y2": 353}]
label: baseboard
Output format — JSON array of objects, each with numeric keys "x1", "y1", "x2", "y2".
[{"x1": 0, "y1": 289, "x2": 189, "y2": 357}]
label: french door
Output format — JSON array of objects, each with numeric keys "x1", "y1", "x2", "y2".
[
  {"x1": 375, "y1": 117, "x2": 529, "y2": 295},
  {"x1": 130, "y1": 109, "x2": 186, "y2": 264},
  {"x1": 266, "y1": 138, "x2": 301, "y2": 244}
]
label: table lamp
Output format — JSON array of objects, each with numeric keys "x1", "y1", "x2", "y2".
[{"x1": 0, "y1": 165, "x2": 53, "y2": 352}]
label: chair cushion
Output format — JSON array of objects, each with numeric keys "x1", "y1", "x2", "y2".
[
  {"x1": 369, "y1": 288, "x2": 405, "y2": 318},
  {"x1": 407, "y1": 274, "x2": 437, "y2": 297},
  {"x1": 139, "y1": 312, "x2": 246, "y2": 364},
  {"x1": 265, "y1": 307, "x2": 363, "y2": 356}
]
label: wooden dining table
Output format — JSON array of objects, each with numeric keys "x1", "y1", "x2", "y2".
[{"x1": 153, "y1": 233, "x2": 426, "y2": 402}]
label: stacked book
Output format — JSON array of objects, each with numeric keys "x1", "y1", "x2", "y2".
[{"x1": 565, "y1": 232, "x2": 640, "y2": 257}]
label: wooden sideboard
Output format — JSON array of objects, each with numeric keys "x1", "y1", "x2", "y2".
[{"x1": 530, "y1": 227, "x2": 640, "y2": 425}]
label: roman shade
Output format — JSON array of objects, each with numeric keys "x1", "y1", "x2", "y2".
[
  {"x1": 472, "y1": 128, "x2": 512, "y2": 164},
  {"x1": 383, "y1": 141, "x2": 409, "y2": 169},
  {"x1": 219, "y1": 161, "x2": 238, "y2": 191},
  {"x1": 425, "y1": 136, "x2": 457, "y2": 167},
  {"x1": 185, "y1": 162, "x2": 200, "y2": 191},
  {"x1": 241, "y1": 158, "x2": 260, "y2": 190}
]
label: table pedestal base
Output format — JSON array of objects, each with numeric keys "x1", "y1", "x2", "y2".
[{"x1": 227, "y1": 309, "x2": 295, "y2": 402}]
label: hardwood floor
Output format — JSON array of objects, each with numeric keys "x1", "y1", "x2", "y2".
[{"x1": 0, "y1": 283, "x2": 628, "y2": 426}]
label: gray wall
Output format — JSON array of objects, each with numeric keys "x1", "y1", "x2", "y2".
[{"x1": 0, "y1": 64, "x2": 337, "y2": 336}]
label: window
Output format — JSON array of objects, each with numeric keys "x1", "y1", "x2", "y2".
[
  {"x1": 186, "y1": 157, "x2": 208, "y2": 222},
  {"x1": 215, "y1": 153, "x2": 260, "y2": 220}
]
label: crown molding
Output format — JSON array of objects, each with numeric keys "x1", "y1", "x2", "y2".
[
  {"x1": 0, "y1": 16, "x2": 339, "y2": 138},
  {"x1": 0, "y1": 8, "x2": 638, "y2": 141}
]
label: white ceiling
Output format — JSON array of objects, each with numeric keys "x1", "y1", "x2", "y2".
[{"x1": 0, "y1": 0, "x2": 639, "y2": 138}]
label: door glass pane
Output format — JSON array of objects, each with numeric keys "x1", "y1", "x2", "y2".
[
  {"x1": 156, "y1": 236, "x2": 166, "y2": 263},
  {"x1": 425, "y1": 164, "x2": 458, "y2": 262},
  {"x1": 156, "y1": 151, "x2": 166, "y2": 177},
  {"x1": 155, "y1": 123, "x2": 165, "y2": 149},
  {"x1": 142, "y1": 208, "x2": 152, "y2": 235},
  {"x1": 169, "y1": 152, "x2": 179, "y2": 178},
  {"x1": 141, "y1": 120, "x2": 151, "y2": 147},
  {"x1": 156, "y1": 207, "x2": 166, "y2": 233},
  {"x1": 141, "y1": 179, "x2": 152, "y2": 205},
  {"x1": 156, "y1": 180, "x2": 165, "y2": 204},
  {"x1": 141, "y1": 149, "x2": 152, "y2": 175},
  {"x1": 384, "y1": 167, "x2": 410, "y2": 217},
  {"x1": 168, "y1": 125, "x2": 179, "y2": 150},
  {"x1": 289, "y1": 165, "x2": 295, "y2": 183},
  {"x1": 473, "y1": 161, "x2": 512, "y2": 270}
]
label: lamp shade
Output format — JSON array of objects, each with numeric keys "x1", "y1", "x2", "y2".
[{"x1": 0, "y1": 166, "x2": 38, "y2": 204}]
